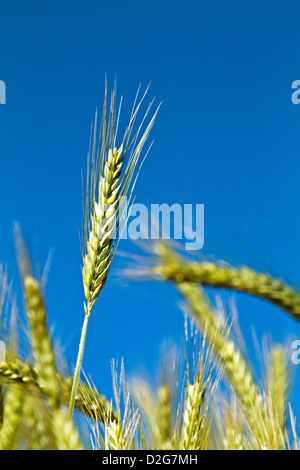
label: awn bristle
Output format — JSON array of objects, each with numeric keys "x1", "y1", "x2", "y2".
[{"x1": 83, "y1": 83, "x2": 160, "y2": 309}]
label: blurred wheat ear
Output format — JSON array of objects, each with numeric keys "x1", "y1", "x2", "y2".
[{"x1": 68, "y1": 81, "x2": 160, "y2": 418}]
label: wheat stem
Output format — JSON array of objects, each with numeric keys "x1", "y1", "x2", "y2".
[
  {"x1": 0, "y1": 361, "x2": 38, "y2": 384},
  {"x1": 68, "y1": 303, "x2": 90, "y2": 419}
]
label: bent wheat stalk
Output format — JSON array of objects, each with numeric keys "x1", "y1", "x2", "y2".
[
  {"x1": 68, "y1": 82, "x2": 160, "y2": 418},
  {"x1": 0, "y1": 361, "x2": 115, "y2": 421},
  {"x1": 153, "y1": 243, "x2": 261, "y2": 414},
  {"x1": 182, "y1": 379, "x2": 205, "y2": 450},
  {"x1": 153, "y1": 261, "x2": 300, "y2": 320}
]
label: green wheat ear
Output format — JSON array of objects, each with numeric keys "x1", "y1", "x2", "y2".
[
  {"x1": 68, "y1": 81, "x2": 160, "y2": 419},
  {"x1": 82, "y1": 82, "x2": 160, "y2": 310},
  {"x1": 152, "y1": 258, "x2": 300, "y2": 320}
]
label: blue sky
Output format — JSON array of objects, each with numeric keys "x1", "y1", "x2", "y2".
[{"x1": 1, "y1": 0, "x2": 300, "y2": 423}]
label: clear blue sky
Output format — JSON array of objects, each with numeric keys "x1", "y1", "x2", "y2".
[{"x1": 1, "y1": 0, "x2": 300, "y2": 422}]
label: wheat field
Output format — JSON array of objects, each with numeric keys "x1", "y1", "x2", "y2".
[{"x1": 0, "y1": 83, "x2": 298, "y2": 451}]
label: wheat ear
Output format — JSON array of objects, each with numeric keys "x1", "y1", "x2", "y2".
[
  {"x1": 153, "y1": 243, "x2": 261, "y2": 413},
  {"x1": 69, "y1": 82, "x2": 159, "y2": 418},
  {"x1": 14, "y1": 227, "x2": 59, "y2": 407},
  {"x1": 23, "y1": 276, "x2": 60, "y2": 410},
  {"x1": 15, "y1": 229, "x2": 85, "y2": 447},
  {"x1": 0, "y1": 388, "x2": 24, "y2": 450},
  {"x1": 0, "y1": 361, "x2": 38, "y2": 385},
  {"x1": 65, "y1": 378, "x2": 117, "y2": 422},
  {"x1": 21, "y1": 397, "x2": 56, "y2": 450},
  {"x1": 153, "y1": 261, "x2": 300, "y2": 320},
  {"x1": 82, "y1": 84, "x2": 159, "y2": 307},
  {"x1": 24, "y1": 276, "x2": 85, "y2": 448},
  {"x1": 0, "y1": 360, "x2": 115, "y2": 422}
]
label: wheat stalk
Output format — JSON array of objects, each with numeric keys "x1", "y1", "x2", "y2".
[
  {"x1": 23, "y1": 276, "x2": 85, "y2": 448},
  {"x1": 68, "y1": 82, "x2": 160, "y2": 418},
  {"x1": 179, "y1": 332, "x2": 222, "y2": 451},
  {"x1": 181, "y1": 378, "x2": 205, "y2": 450},
  {"x1": 105, "y1": 417, "x2": 125, "y2": 450},
  {"x1": 23, "y1": 275, "x2": 60, "y2": 410},
  {"x1": 65, "y1": 378, "x2": 117, "y2": 422},
  {"x1": 153, "y1": 261, "x2": 300, "y2": 320},
  {"x1": 52, "y1": 409, "x2": 83, "y2": 450},
  {"x1": 90, "y1": 361, "x2": 139, "y2": 450},
  {"x1": 82, "y1": 83, "x2": 159, "y2": 307},
  {"x1": 267, "y1": 345, "x2": 288, "y2": 430}
]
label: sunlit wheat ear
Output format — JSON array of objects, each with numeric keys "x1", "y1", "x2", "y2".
[
  {"x1": 153, "y1": 258, "x2": 300, "y2": 320},
  {"x1": 180, "y1": 335, "x2": 222, "y2": 451},
  {"x1": 181, "y1": 378, "x2": 204, "y2": 450},
  {"x1": 82, "y1": 83, "x2": 160, "y2": 309},
  {"x1": 69, "y1": 83, "x2": 160, "y2": 419}
]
